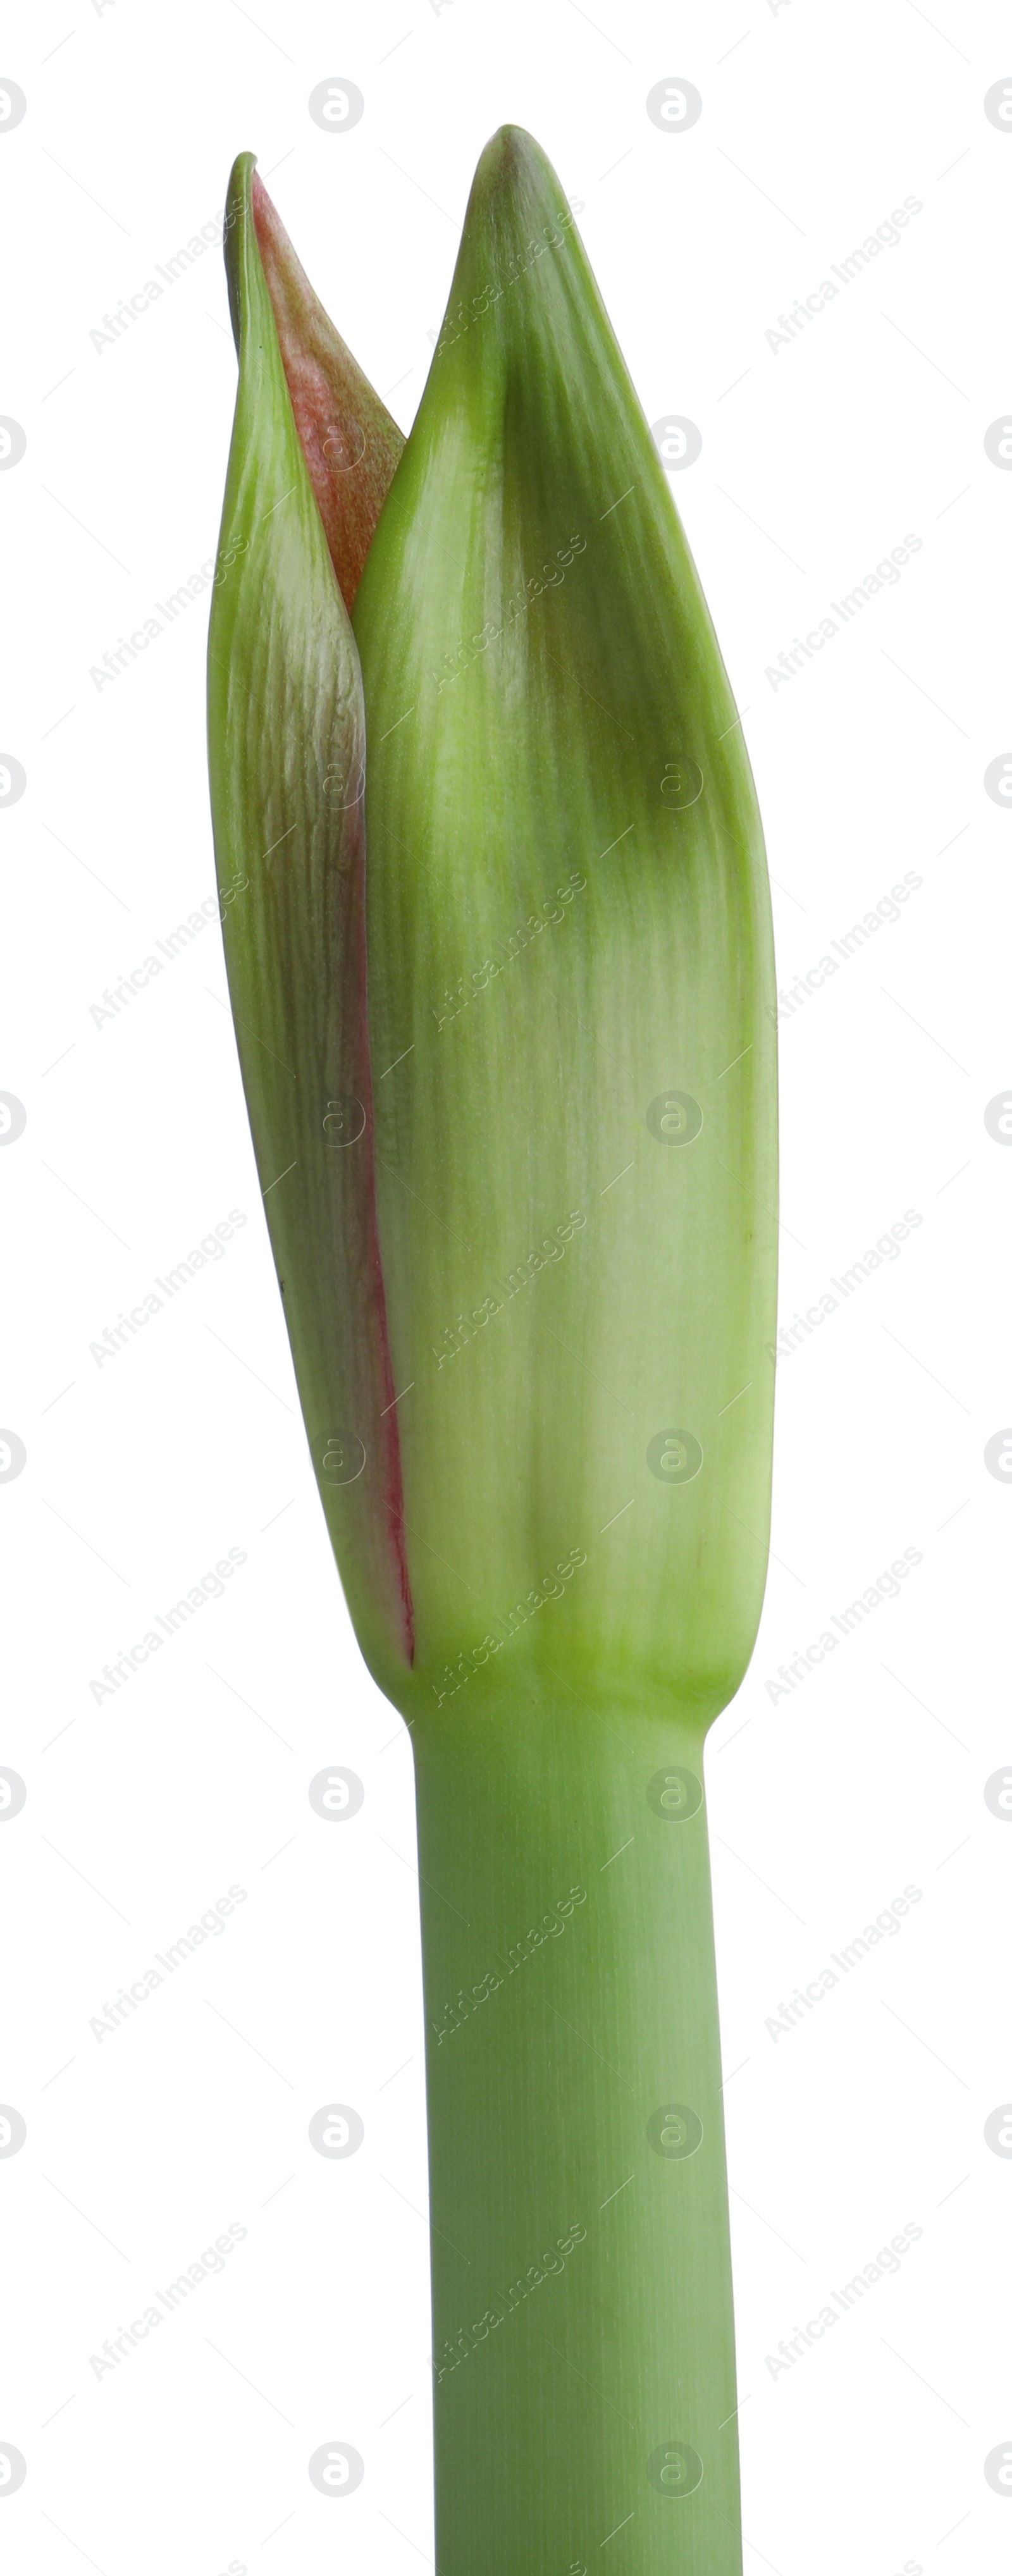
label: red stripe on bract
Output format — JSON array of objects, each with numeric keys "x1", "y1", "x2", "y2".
[
  {"x1": 252, "y1": 173, "x2": 405, "y2": 615},
  {"x1": 345, "y1": 799, "x2": 416, "y2": 1665}
]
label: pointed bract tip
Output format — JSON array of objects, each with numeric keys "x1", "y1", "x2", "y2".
[
  {"x1": 468, "y1": 123, "x2": 562, "y2": 219},
  {"x1": 475, "y1": 123, "x2": 547, "y2": 176},
  {"x1": 220, "y1": 148, "x2": 405, "y2": 611},
  {"x1": 222, "y1": 152, "x2": 257, "y2": 352}
]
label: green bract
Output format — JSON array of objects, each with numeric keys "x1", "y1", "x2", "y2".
[
  {"x1": 209, "y1": 126, "x2": 777, "y2": 2576},
  {"x1": 207, "y1": 152, "x2": 410, "y2": 1686}
]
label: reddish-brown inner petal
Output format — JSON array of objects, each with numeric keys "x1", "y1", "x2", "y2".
[{"x1": 252, "y1": 171, "x2": 405, "y2": 611}]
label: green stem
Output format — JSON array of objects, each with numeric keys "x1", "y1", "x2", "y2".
[{"x1": 412, "y1": 1692, "x2": 742, "y2": 2576}]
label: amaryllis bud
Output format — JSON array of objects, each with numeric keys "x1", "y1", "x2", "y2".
[{"x1": 207, "y1": 127, "x2": 777, "y2": 2576}]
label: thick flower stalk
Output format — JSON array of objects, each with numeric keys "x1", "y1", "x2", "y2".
[{"x1": 208, "y1": 129, "x2": 777, "y2": 2576}]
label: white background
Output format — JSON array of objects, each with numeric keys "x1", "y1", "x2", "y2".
[{"x1": 1, "y1": 2, "x2": 1008, "y2": 2572}]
